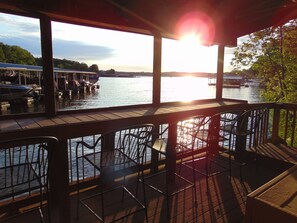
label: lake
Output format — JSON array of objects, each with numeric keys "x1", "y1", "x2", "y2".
[
  {"x1": 1, "y1": 76, "x2": 262, "y2": 115},
  {"x1": 63, "y1": 76, "x2": 263, "y2": 181},
  {"x1": 1, "y1": 76, "x2": 264, "y2": 181},
  {"x1": 58, "y1": 76, "x2": 262, "y2": 111}
]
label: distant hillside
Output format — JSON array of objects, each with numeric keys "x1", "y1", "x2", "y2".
[
  {"x1": 0, "y1": 43, "x2": 100, "y2": 72},
  {"x1": 101, "y1": 71, "x2": 215, "y2": 77},
  {"x1": 35, "y1": 57, "x2": 99, "y2": 72}
]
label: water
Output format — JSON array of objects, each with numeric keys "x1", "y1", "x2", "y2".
[
  {"x1": 67, "y1": 75, "x2": 262, "y2": 181},
  {"x1": 2, "y1": 76, "x2": 264, "y2": 182},
  {"x1": 58, "y1": 76, "x2": 262, "y2": 111},
  {"x1": 1, "y1": 76, "x2": 262, "y2": 115}
]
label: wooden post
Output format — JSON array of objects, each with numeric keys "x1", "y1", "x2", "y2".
[
  {"x1": 151, "y1": 124, "x2": 160, "y2": 173},
  {"x1": 272, "y1": 104, "x2": 281, "y2": 143},
  {"x1": 40, "y1": 16, "x2": 56, "y2": 117},
  {"x1": 166, "y1": 123, "x2": 177, "y2": 183},
  {"x1": 152, "y1": 34, "x2": 162, "y2": 106},
  {"x1": 150, "y1": 36, "x2": 162, "y2": 176},
  {"x1": 49, "y1": 139, "x2": 70, "y2": 223},
  {"x1": 216, "y1": 45, "x2": 224, "y2": 100}
]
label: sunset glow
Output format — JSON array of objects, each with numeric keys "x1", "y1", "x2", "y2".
[
  {"x1": 0, "y1": 12, "x2": 236, "y2": 73},
  {"x1": 175, "y1": 11, "x2": 215, "y2": 45},
  {"x1": 161, "y1": 34, "x2": 218, "y2": 73}
]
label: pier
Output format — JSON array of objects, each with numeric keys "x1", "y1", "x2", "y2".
[{"x1": 0, "y1": 62, "x2": 100, "y2": 98}]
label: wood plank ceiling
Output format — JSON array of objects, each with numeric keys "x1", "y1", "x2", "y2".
[{"x1": 0, "y1": 0, "x2": 296, "y2": 46}]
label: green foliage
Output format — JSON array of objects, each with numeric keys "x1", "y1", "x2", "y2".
[
  {"x1": 53, "y1": 58, "x2": 89, "y2": 71},
  {"x1": 1, "y1": 43, "x2": 100, "y2": 72},
  {"x1": 0, "y1": 46, "x2": 5, "y2": 61},
  {"x1": 35, "y1": 57, "x2": 99, "y2": 72},
  {"x1": 231, "y1": 19, "x2": 297, "y2": 103},
  {"x1": 105, "y1": 69, "x2": 115, "y2": 74},
  {"x1": 278, "y1": 110, "x2": 297, "y2": 147},
  {"x1": 0, "y1": 42, "x2": 36, "y2": 65},
  {"x1": 89, "y1": 64, "x2": 99, "y2": 72}
]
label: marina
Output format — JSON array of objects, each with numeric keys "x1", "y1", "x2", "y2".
[{"x1": 0, "y1": 62, "x2": 100, "y2": 99}]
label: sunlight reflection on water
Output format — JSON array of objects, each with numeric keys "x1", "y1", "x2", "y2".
[{"x1": 58, "y1": 76, "x2": 262, "y2": 111}]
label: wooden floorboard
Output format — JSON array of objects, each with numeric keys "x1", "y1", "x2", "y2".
[
  {"x1": 258, "y1": 143, "x2": 297, "y2": 164},
  {"x1": 68, "y1": 156, "x2": 285, "y2": 223},
  {"x1": 2, "y1": 143, "x2": 295, "y2": 223}
]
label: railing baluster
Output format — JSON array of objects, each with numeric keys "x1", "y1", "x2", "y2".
[
  {"x1": 284, "y1": 109, "x2": 289, "y2": 142},
  {"x1": 290, "y1": 110, "x2": 296, "y2": 147}
]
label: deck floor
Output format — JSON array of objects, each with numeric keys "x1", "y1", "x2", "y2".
[
  {"x1": 70, "y1": 154, "x2": 288, "y2": 223},
  {"x1": 2, "y1": 143, "x2": 296, "y2": 223}
]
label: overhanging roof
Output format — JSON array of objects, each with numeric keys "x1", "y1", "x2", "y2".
[
  {"x1": 0, "y1": 62, "x2": 97, "y2": 74},
  {"x1": 0, "y1": 0, "x2": 296, "y2": 46}
]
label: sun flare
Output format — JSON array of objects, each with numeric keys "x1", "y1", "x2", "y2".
[
  {"x1": 170, "y1": 34, "x2": 213, "y2": 72},
  {"x1": 180, "y1": 34, "x2": 202, "y2": 46}
]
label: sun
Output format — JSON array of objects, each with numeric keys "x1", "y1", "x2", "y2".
[
  {"x1": 172, "y1": 34, "x2": 214, "y2": 72},
  {"x1": 162, "y1": 35, "x2": 217, "y2": 73},
  {"x1": 175, "y1": 11, "x2": 215, "y2": 45},
  {"x1": 179, "y1": 34, "x2": 202, "y2": 48}
]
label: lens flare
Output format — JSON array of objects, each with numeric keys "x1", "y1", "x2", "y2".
[{"x1": 175, "y1": 11, "x2": 215, "y2": 45}]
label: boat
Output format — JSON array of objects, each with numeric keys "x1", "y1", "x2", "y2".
[
  {"x1": 208, "y1": 75, "x2": 244, "y2": 88},
  {"x1": 0, "y1": 84, "x2": 33, "y2": 102},
  {"x1": 223, "y1": 76, "x2": 242, "y2": 88}
]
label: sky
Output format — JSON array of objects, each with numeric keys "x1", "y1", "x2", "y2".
[{"x1": 0, "y1": 12, "x2": 238, "y2": 73}]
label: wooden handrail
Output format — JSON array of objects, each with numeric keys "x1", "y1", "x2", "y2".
[{"x1": 1, "y1": 101, "x2": 296, "y2": 223}]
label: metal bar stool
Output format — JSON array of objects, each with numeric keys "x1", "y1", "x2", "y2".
[
  {"x1": 181, "y1": 112, "x2": 235, "y2": 193},
  {"x1": 76, "y1": 124, "x2": 154, "y2": 223},
  {"x1": 229, "y1": 107, "x2": 270, "y2": 181},
  {"x1": 0, "y1": 136, "x2": 57, "y2": 223},
  {"x1": 142, "y1": 119, "x2": 201, "y2": 219}
]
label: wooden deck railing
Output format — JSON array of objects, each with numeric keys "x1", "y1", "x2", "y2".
[
  {"x1": 271, "y1": 103, "x2": 297, "y2": 147},
  {"x1": 67, "y1": 103, "x2": 297, "y2": 185},
  {"x1": 1, "y1": 101, "x2": 296, "y2": 223}
]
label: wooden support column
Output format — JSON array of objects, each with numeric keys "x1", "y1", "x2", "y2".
[
  {"x1": 152, "y1": 34, "x2": 162, "y2": 106},
  {"x1": 272, "y1": 104, "x2": 281, "y2": 143},
  {"x1": 166, "y1": 123, "x2": 177, "y2": 183},
  {"x1": 216, "y1": 45, "x2": 225, "y2": 100},
  {"x1": 49, "y1": 139, "x2": 71, "y2": 223},
  {"x1": 40, "y1": 16, "x2": 56, "y2": 117},
  {"x1": 151, "y1": 35, "x2": 162, "y2": 173}
]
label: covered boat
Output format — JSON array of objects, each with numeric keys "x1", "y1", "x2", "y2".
[{"x1": 0, "y1": 84, "x2": 33, "y2": 102}]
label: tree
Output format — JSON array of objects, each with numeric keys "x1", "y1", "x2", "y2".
[
  {"x1": 0, "y1": 43, "x2": 36, "y2": 65},
  {"x1": 0, "y1": 43, "x2": 5, "y2": 62},
  {"x1": 0, "y1": 46, "x2": 5, "y2": 62},
  {"x1": 231, "y1": 19, "x2": 297, "y2": 103},
  {"x1": 89, "y1": 64, "x2": 99, "y2": 72}
]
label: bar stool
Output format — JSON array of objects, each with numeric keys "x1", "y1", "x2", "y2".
[
  {"x1": 0, "y1": 136, "x2": 57, "y2": 223},
  {"x1": 142, "y1": 118, "x2": 204, "y2": 219},
  {"x1": 229, "y1": 107, "x2": 269, "y2": 181},
  {"x1": 75, "y1": 124, "x2": 154, "y2": 223},
  {"x1": 181, "y1": 112, "x2": 238, "y2": 192}
]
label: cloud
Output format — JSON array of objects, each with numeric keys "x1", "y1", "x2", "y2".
[
  {"x1": 224, "y1": 47, "x2": 236, "y2": 55},
  {"x1": 0, "y1": 36, "x2": 41, "y2": 55},
  {"x1": 0, "y1": 13, "x2": 115, "y2": 64},
  {"x1": 52, "y1": 39, "x2": 114, "y2": 61},
  {"x1": 0, "y1": 35, "x2": 115, "y2": 64},
  {"x1": 0, "y1": 13, "x2": 40, "y2": 35}
]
